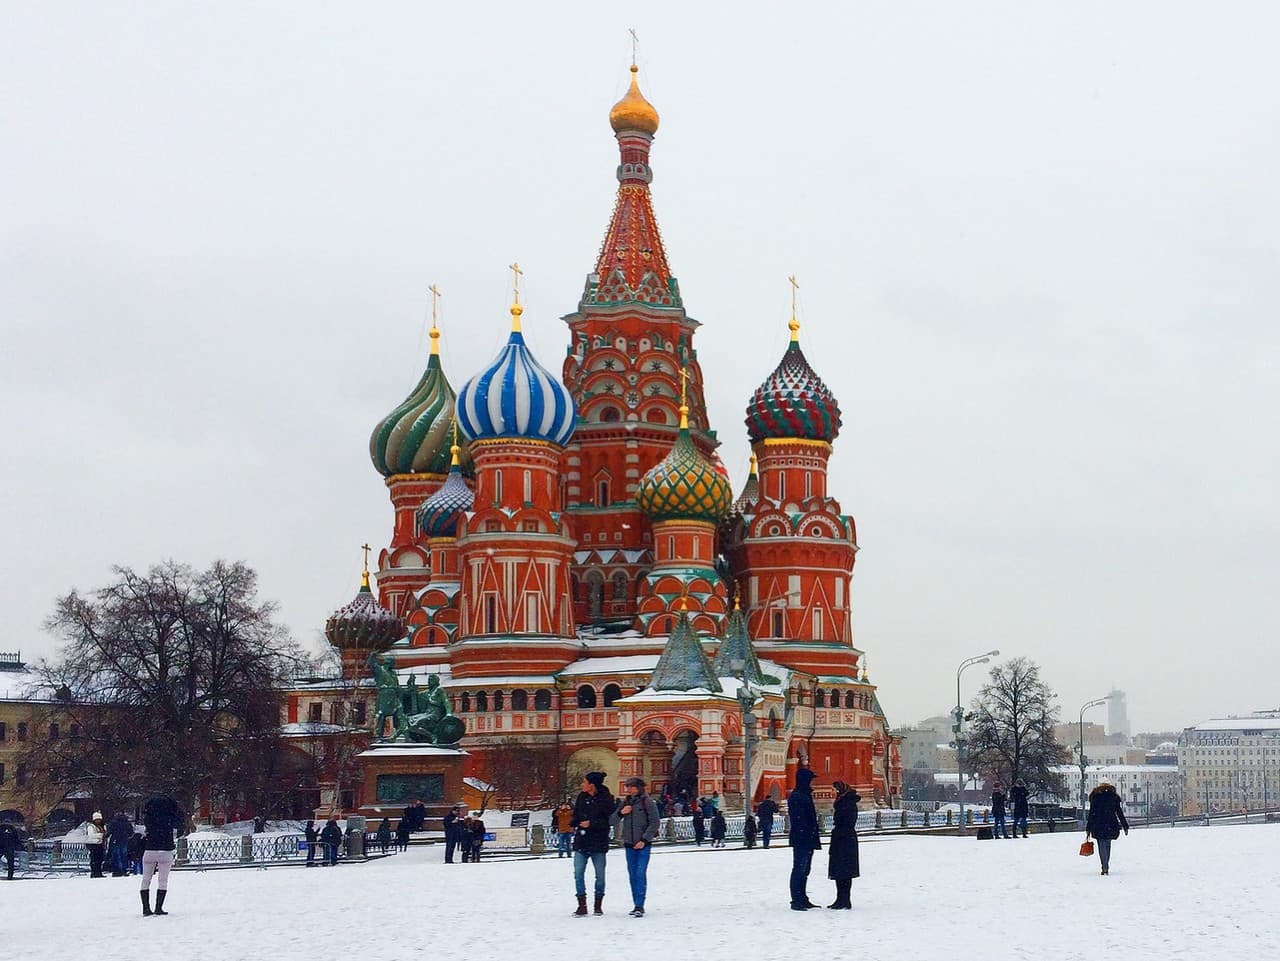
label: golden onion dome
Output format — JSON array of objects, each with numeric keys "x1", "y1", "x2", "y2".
[{"x1": 609, "y1": 65, "x2": 660, "y2": 136}]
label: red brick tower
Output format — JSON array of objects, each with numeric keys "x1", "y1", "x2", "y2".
[{"x1": 561, "y1": 64, "x2": 719, "y2": 627}]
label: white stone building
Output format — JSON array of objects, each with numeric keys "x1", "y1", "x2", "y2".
[
  {"x1": 1051, "y1": 764, "x2": 1180, "y2": 818},
  {"x1": 1178, "y1": 713, "x2": 1280, "y2": 815}
]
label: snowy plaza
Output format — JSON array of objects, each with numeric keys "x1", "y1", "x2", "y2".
[{"x1": 7, "y1": 824, "x2": 1279, "y2": 961}]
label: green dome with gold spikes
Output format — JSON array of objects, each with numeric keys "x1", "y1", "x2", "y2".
[{"x1": 636, "y1": 411, "x2": 733, "y2": 524}]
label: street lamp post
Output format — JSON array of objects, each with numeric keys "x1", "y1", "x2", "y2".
[
  {"x1": 731, "y1": 659, "x2": 757, "y2": 814},
  {"x1": 955, "y1": 650, "x2": 1000, "y2": 836},
  {"x1": 1078, "y1": 696, "x2": 1110, "y2": 827}
]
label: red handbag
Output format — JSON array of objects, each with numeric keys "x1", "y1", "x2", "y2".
[{"x1": 1079, "y1": 840, "x2": 1094, "y2": 857}]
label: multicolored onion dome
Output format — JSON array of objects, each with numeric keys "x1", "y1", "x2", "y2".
[
  {"x1": 745, "y1": 327, "x2": 842, "y2": 444},
  {"x1": 370, "y1": 328, "x2": 471, "y2": 477},
  {"x1": 609, "y1": 64, "x2": 660, "y2": 136},
  {"x1": 324, "y1": 573, "x2": 405, "y2": 652},
  {"x1": 455, "y1": 305, "x2": 577, "y2": 447},
  {"x1": 416, "y1": 445, "x2": 474, "y2": 538},
  {"x1": 637, "y1": 411, "x2": 733, "y2": 524}
]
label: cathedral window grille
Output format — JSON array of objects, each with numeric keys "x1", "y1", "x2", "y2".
[{"x1": 611, "y1": 571, "x2": 628, "y2": 600}]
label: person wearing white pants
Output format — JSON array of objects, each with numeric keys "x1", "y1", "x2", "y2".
[{"x1": 140, "y1": 796, "x2": 181, "y2": 916}]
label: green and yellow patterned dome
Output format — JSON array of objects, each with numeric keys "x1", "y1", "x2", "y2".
[{"x1": 637, "y1": 405, "x2": 732, "y2": 524}]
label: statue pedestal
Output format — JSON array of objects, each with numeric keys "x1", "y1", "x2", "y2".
[{"x1": 355, "y1": 744, "x2": 469, "y2": 832}]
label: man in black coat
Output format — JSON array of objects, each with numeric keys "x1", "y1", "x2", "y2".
[
  {"x1": 1011, "y1": 780, "x2": 1030, "y2": 838},
  {"x1": 990, "y1": 783, "x2": 1010, "y2": 839},
  {"x1": 442, "y1": 804, "x2": 463, "y2": 863},
  {"x1": 757, "y1": 796, "x2": 779, "y2": 848},
  {"x1": 1, "y1": 821, "x2": 23, "y2": 880},
  {"x1": 570, "y1": 771, "x2": 615, "y2": 916},
  {"x1": 787, "y1": 766, "x2": 822, "y2": 910},
  {"x1": 107, "y1": 812, "x2": 133, "y2": 876}
]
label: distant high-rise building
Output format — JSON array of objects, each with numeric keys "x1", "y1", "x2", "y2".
[{"x1": 1107, "y1": 688, "x2": 1130, "y2": 738}]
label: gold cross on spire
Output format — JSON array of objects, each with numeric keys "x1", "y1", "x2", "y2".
[
  {"x1": 629, "y1": 28, "x2": 639, "y2": 67},
  {"x1": 450, "y1": 420, "x2": 460, "y2": 467},
  {"x1": 509, "y1": 262, "x2": 523, "y2": 304},
  {"x1": 677, "y1": 365, "x2": 690, "y2": 430},
  {"x1": 428, "y1": 283, "x2": 442, "y2": 355},
  {"x1": 788, "y1": 274, "x2": 800, "y2": 342},
  {"x1": 360, "y1": 543, "x2": 372, "y2": 588}
]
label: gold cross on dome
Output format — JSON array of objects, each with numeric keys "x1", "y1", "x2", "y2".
[
  {"x1": 428, "y1": 284, "x2": 441, "y2": 329},
  {"x1": 509, "y1": 262, "x2": 523, "y2": 304},
  {"x1": 361, "y1": 543, "x2": 371, "y2": 573},
  {"x1": 788, "y1": 275, "x2": 799, "y2": 315},
  {"x1": 678, "y1": 365, "x2": 690, "y2": 407},
  {"x1": 629, "y1": 28, "x2": 639, "y2": 66}
]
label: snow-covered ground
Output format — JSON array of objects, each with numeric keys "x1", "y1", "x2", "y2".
[{"x1": 7, "y1": 824, "x2": 1278, "y2": 961}]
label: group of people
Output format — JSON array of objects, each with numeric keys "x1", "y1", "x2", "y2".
[
  {"x1": 303, "y1": 818, "x2": 347, "y2": 866},
  {"x1": 67, "y1": 799, "x2": 180, "y2": 916},
  {"x1": 81, "y1": 811, "x2": 145, "y2": 878},
  {"x1": 442, "y1": 804, "x2": 486, "y2": 862},
  {"x1": 990, "y1": 779, "x2": 1031, "y2": 838}
]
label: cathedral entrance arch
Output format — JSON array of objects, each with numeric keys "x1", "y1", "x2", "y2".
[{"x1": 669, "y1": 729, "x2": 700, "y2": 800}]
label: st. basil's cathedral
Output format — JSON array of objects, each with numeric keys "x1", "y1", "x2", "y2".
[{"x1": 293, "y1": 63, "x2": 903, "y2": 814}]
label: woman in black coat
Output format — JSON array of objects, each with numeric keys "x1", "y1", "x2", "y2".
[
  {"x1": 692, "y1": 809, "x2": 706, "y2": 846},
  {"x1": 826, "y1": 780, "x2": 861, "y2": 909},
  {"x1": 1085, "y1": 783, "x2": 1129, "y2": 876}
]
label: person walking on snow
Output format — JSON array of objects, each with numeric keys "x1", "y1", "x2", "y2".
[
  {"x1": 571, "y1": 772, "x2": 615, "y2": 916},
  {"x1": 691, "y1": 807, "x2": 706, "y2": 846},
  {"x1": 826, "y1": 780, "x2": 861, "y2": 909},
  {"x1": 554, "y1": 802, "x2": 574, "y2": 858},
  {"x1": 1085, "y1": 782, "x2": 1129, "y2": 876},
  {"x1": 611, "y1": 776, "x2": 660, "y2": 917},
  {"x1": 991, "y1": 782, "x2": 1010, "y2": 839},
  {"x1": 1011, "y1": 779, "x2": 1030, "y2": 837},
  {"x1": 757, "y1": 796, "x2": 779, "y2": 848},
  {"x1": 787, "y1": 766, "x2": 822, "y2": 910},
  {"x1": 709, "y1": 810, "x2": 727, "y2": 847},
  {"x1": 139, "y1": 796, "x2": 180, "y2": 916}
]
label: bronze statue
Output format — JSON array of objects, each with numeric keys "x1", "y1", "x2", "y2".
[
  {"x1": 368, "y1": 653, "x2": 408, "y2": 741},
  {"x1": 404, "y1": 675, "x2": 465, "y2": 745}
]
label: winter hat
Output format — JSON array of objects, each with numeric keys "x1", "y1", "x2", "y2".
[
  {"x1": 832, "y1": 780, "x2": 849, "y2": 794},
  {"x1": 92, "y1": 811, "x2": 103, "y2": 820},
  {"x1": 585, "y1": 771, "x2": 606, "y2": 788},
  {"x1": 624, "y1": 776, "x2": 645, "y2": 788}
]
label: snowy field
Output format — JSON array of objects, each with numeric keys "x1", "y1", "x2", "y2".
[{"x1": 6, "y1": 824, "x2": 1278, "y2": 961}]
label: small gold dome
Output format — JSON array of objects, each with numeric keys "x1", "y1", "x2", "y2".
[{"x1": 609, "y1": 65, "x2": 660, "y2": 136}]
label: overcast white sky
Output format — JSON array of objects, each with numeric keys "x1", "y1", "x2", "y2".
[{"x1": 3, "y1": 3, "x2": 1278, "y2": 732}]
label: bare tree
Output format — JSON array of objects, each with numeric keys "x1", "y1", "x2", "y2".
[
  {"x1": 26, "y1": 561, "x2": 305, "y2": 820},
  {"x1": 966, "y1": 657, "x2": 1070, "y2": 798},
  {"x1": 484, "y1": 738, "x2": 566, "y2": 809}
]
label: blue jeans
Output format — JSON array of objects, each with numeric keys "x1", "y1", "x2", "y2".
[
  {"x1": 625, "y1": 844, "x2": 651, "y2": 908},
  {"x1": 761, "y1": 821, "x2": 773, "y2": 847},
  {"x1": 1013, "y1": 816, "x2": 1028, "y2": 836},
  {"x1": 1097, "y1": 838, "x2": 1112, "y2": 871},
  {"x1": 789, "y1": 847, "x2": 814, "y2": 905},
  {"x1": 557, "y1": 832, "x2": 573, "y2": 857},
  {"x1": 574, "y1": 850, "x2": 606, "y2": 897},
  {"x1": 993, "y1": 813, "x2": 1009, "y2": 838},
  {"x1": 110, "y1": 841, "x2": 130, "y2": 875}
]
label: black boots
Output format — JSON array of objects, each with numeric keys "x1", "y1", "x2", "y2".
[
  {"x1": 154, "y1": 890, "x2": 168, "y2": 916},
  {"x1": 574, "y1": 895, "x2": 588, "y2": 917},
  {"x1": 593, "y1": 895, "x2": 604, "y2": 916},
  {"x1": 628, "y1": 906, "x2": 645, "y2": 918},
  {"x1": 828, "y1": 879, "x2": 852, "y2": 909},
  {"x1": 141, "y1": 891, "x2": 152, "y2": 917}
]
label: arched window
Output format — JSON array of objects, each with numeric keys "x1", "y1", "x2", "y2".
[
  {"x1": 603, "y1": 684, "x2": 622, "y2": 707},
  {"x1": 493, "y1": 691, "x2": 505, "y2": 711},
  {"x1": 511, "y1": 690, "x2": 528, "y2": 711},
  {"x1": 601, "y1": 406, "x2": 621, "y2": 423},
  {"x1": 845, "y1": 690, "x2": 856, "y2": 709},
  {"x1": 597, "y1": 479, "x2": 610, "y2": 506},
  {"x1": 585, "y1": 570, "x2": 604, "y2": 619},
  {"x1": 475, "y1": 691, "x2": 488, "y2": 712},
  {"x1": 534, "y1": 689, "x2": 552, "y2": 711},
  {"x1": 814, "y1": 689, "x2": 826, "y2": 708},
  {"x1": 611, "y1": 571, "x2": 628, "y2": 600},
  {"x1": 461, "y1": 692, "x2": 471, "y2": 713},
  {"x1": 576, "y1": 685, "x2": 597, "y2": 708},
  {"x1": 769, "y1": 711, "x2": 781, "y2": 739}
]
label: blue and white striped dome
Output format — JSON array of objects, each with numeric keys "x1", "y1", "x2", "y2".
[{"x1": 455, "y1": 305, "x2": 577, "y2": 447}]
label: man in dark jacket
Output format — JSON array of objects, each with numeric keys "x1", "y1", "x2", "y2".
[
  {"x1": 571, "y1": 771, "x2": 615, "y2": 916},
  {"x1": 443, "y1": 804, "x2": 463, "y2": 863},
  {"x1": 107, "y1": 812, "x2": 133, "y2": 876},
  {"x1": 1, "y1": 821, "x2": 23, "y2": 880},
  {"x1": 757, "y1": 796, "x2": 779, "y2": 848},
  {"x1": 611, "y1": 776, "x2": 660, "y2": 917},
  {"x1": 304, "y1": 820, "x2": 319, "y2": 866},
  {"x1": 787, "y1": 766, "x2": 822, "y2": 910},
  {"x1": 319, "y1": 818, "x2": 343, "y2": 867},
  {"x1": 1011, "y1": 780, "x2": 1030, "y2": 838},
  {"x1": 991, "y1": 783, "x2": 1010, "y2": 839}
]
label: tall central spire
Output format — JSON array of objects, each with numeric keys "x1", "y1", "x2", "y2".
[{"x1": 586, "y1": 64, "x2": 679, "y2": 310}]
